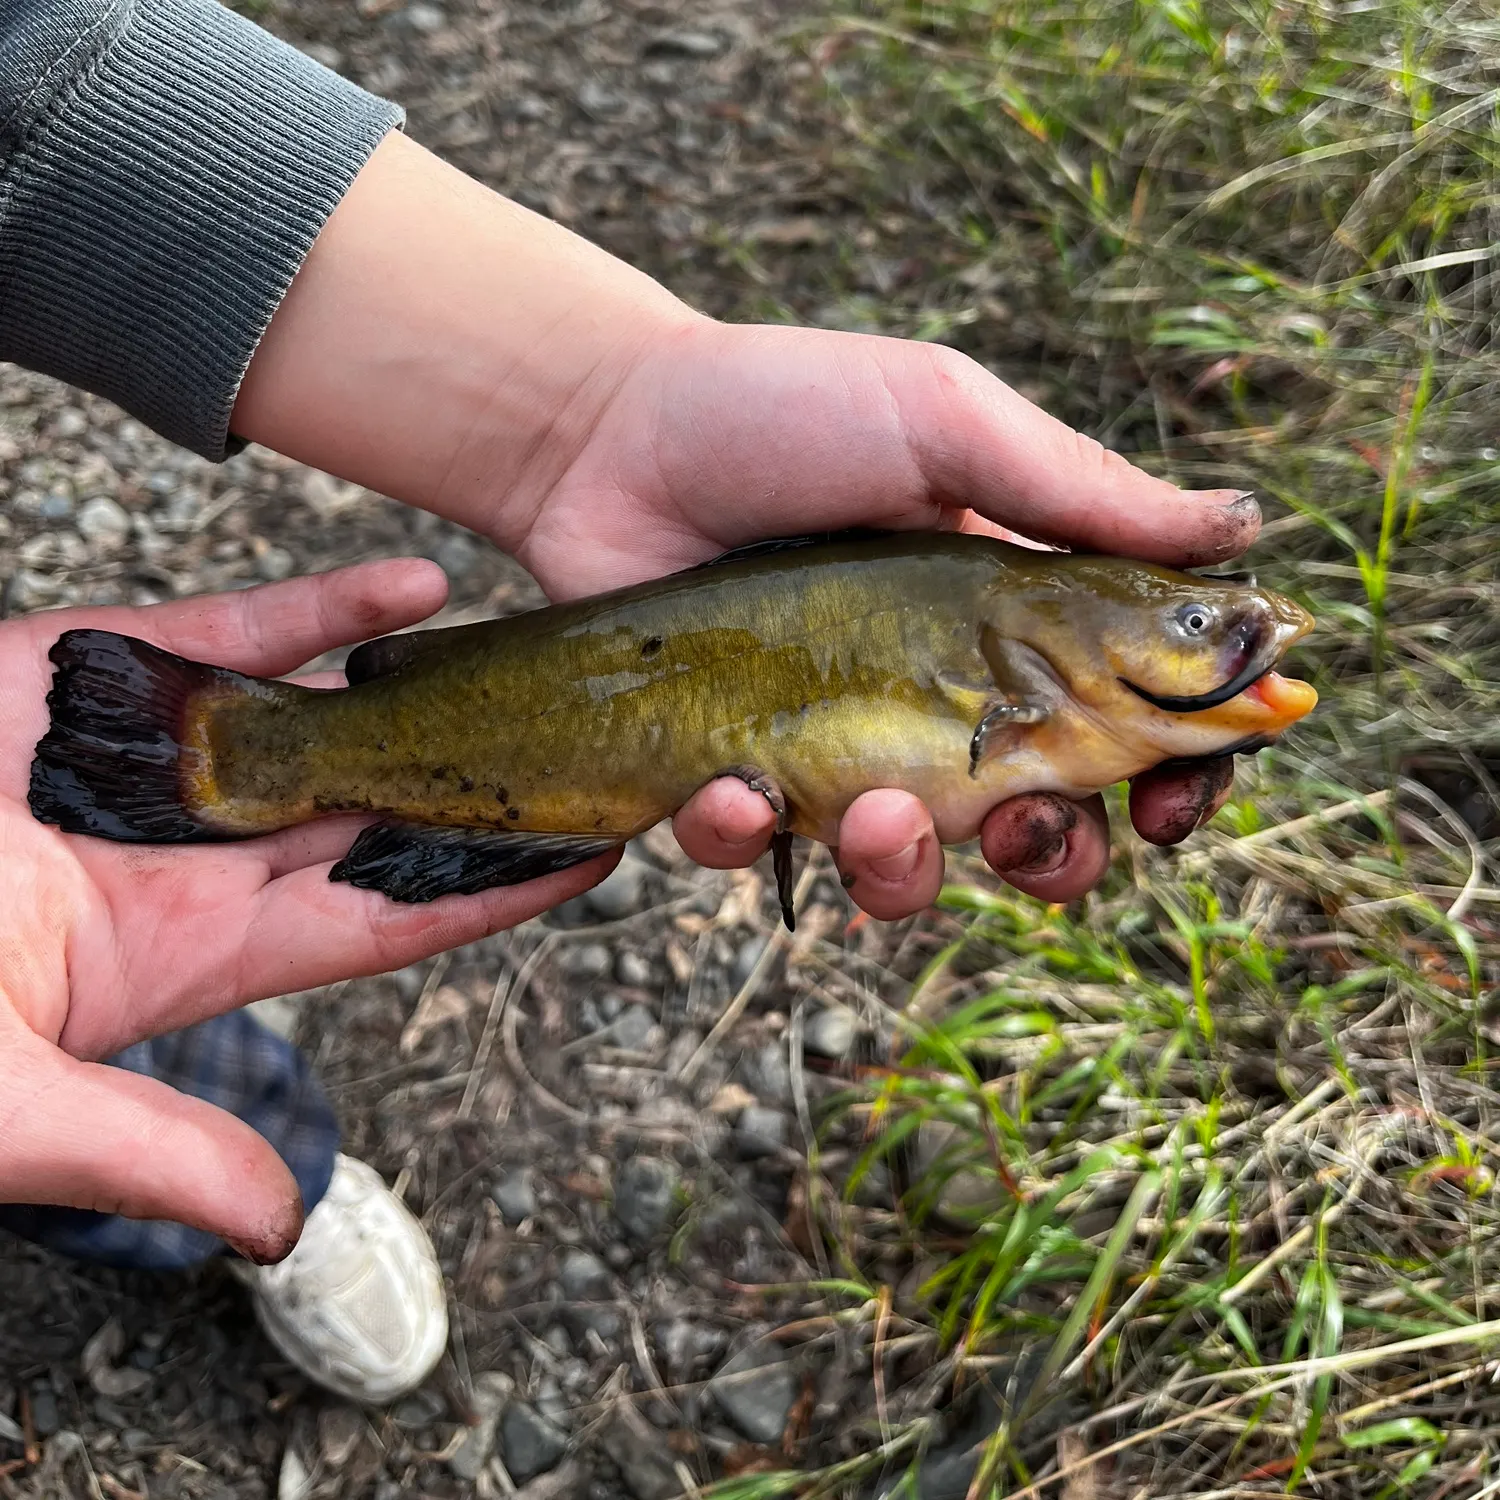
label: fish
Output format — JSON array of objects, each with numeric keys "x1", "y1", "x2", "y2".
[{"x1": 27, "y1": 529, "x2": 1317, "y2": 928}]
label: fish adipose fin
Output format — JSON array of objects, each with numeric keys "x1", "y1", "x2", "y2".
[
  {"x1": 329, "y1": 823, "x2": 621, "y2": 903},
  {"x1": 29, "y1": 629, "x2": 257, "y2": 843}
]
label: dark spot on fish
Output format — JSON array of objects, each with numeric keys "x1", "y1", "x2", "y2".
[
  {"x1": 459, "y1": 775, "x2": 474, "y2": 793},
  {"x1": 506, "y1": 806, "x2": 521, "y2": 821},
  {"x1": 432, "y1": 765, "x2": 448, "y2": 780},
  {"x1": 495, "y1": 785, "x2": 508, "y2": 805},
  {"x1": 800, "y1": 702, "x2": 810, "y2": 713},
  {"x1": 595, "y1": 815, "x2": 606, "y2": 829},
  {"x1": 641, "y1": 635, "x2": 664, "y2": 658},
  {"x1": 377, "y1": 739, "x2": 388, "y2": 753}
]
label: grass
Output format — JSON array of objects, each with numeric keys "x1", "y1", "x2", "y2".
[{"x1": 704, "y1": 4, "x2": 1500, "y2": 1497}]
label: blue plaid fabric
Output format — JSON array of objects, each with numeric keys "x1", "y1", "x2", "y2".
[{"x1": 0, "y1": 1010, "x2": 340, "y2": 1271}]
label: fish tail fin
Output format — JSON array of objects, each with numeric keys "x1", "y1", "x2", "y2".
[{"x1": 28, "y1": 629, "x2": 265, "y2": 843}]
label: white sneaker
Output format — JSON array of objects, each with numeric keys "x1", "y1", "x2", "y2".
[{"x1": 231, "y1": 1154, "x2": 449, "y2": 1405}]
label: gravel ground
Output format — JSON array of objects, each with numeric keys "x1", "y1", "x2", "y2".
[{"x1": 0, "y1": 3, "x2": 957, "y2": 1497}]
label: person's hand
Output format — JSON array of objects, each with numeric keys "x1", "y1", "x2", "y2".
[
  {"x1": 502, "y1": 319, "x2": 1252, "y2": 919},
  {"x1": 0, "y1": 560, "x2": 612, "y2": 1261},
  {"x1": 232, "y1": 133, "x2": 1251, "y2": 922}
]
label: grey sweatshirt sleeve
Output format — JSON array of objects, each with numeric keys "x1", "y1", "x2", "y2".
[{"x1": 0, "y1": 0, "x2": 403, "y2": 460}]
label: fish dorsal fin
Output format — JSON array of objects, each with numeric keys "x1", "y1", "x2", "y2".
[{"x1": 682, "y1": 527, "x2": 898, "y2": 574}]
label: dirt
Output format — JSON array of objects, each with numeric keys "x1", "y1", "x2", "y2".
[{"x1": 0, "y1": 2, "x2": 959, "y2": 1496}]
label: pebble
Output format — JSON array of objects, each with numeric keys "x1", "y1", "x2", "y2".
[
  {"x1": 584, "y1": 856, "x2": 648, "y2": 919},
  {"x1": 731, "y1": 935, "x2": 768, "y2": 986},
  {"x1": 53, "y1": 408, "x2": 88, "y2": 438},
  {"x1": 29, "y1": 1387, "x2": 59, "y2": 1437},
  {"x1": 576, "y1": 79, "x2": 626, "y2": 117},
  {"x1": 256, "y1": 542, "x2": 295, "y2": 582},
  {"x1": 599, "y1": 1403, "x2": 679, "y2": 1500},
  {"x1": 803, "y1": 1003, "x2": 859, "y2": 1058},
  {"x1": 317, "y1": 1404, "x2": 364, "y2": 1467},
  {"x1": 734, "y1": 1106, "x2": 790, "y2": 1159},
  {"x1": 561, "y1": 942, "x2": 613, "y2": 980},
  {"x1": 736, "y1": 1040, "x2": 792, "y2": 1106},
  {"x1": 499, "y1": 1401, "x2": 568, "y2": 1481},
  {"x1": 615, "y1": 950, "x2": 652, "y2": 987},
  {"x1": 301, "y1": 41, "x2": 344, "y2": 69},
  {"x1": 611, "y1": 1004, "x2": 656, "y2": 1052},
  {"x1": 76, "y1": 496, "x2": 131, "y2": 550},
  {"x1": 645, "y1": 28, "x2": 724, "y2": 57},
  {"x1": 709, "y1": 1344, "x2": 798, "y2": 1445},
  {"x1": 434, "y1": 531, "x2": 479, "y2": 579},
  {"x1": 558, "y1": 1249, "x2": 611, "y2": 1301},
  {"x1": 612, "y1": 1155, "x2": 680, "y2": 1240},
  {"x1": 490, "y1": 1168, "x2": 538, "y2": 1225},
  {"x1": 391, "y1": 1388, "x2": 446, "y2": 1427},
  {"x1": 38, "y1": 488, "x2": 73, "y2": 521},
  {"x1": 448, "y1": 1372, "x2": 509, "y2": 1482}
]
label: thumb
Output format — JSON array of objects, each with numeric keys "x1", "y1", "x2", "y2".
[
  {"x1": 0, "y1": 1034, "x2": 304, "y2": 1263},
  {"x1": 890, "y1": 339, "x2": 1262, "y2": 568}
]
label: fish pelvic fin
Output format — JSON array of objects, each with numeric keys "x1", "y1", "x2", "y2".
[
  {"x1": 329, "y1": 822, "x2": 622, "y2": 902},
  {"x1": 28, "y1": 630, "x2": 265, "y2": 843}
]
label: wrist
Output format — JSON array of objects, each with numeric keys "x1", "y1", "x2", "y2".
[{"x1": 231, "y1": 131, "x2": 702, "y2": 552}]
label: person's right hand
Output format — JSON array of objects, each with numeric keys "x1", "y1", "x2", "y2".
[{"x1": 0, "y1": 560, "x2": 612, "y2": 1262}]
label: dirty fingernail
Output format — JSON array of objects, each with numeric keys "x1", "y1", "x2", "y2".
[
  {"x1": 1004, "y1": 837, "x2": 1068, "y2": 877},
  {"x1": 868, "y1": 840, "x2": 921, "y2": 882}
]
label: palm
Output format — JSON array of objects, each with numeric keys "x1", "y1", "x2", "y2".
[{"x1": 0, "y1": 560, "x2": 610, "y2": 1258}]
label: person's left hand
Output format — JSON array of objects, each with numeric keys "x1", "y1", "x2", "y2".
[
  {"x1": 490, "y1": 319, "x2": 1251, "y2": 919},
  {"x1": 0, "y1": 560, "x2": 611, "y2": 1259}
]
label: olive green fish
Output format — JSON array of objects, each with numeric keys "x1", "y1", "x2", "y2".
[{"x1": 29, "y1": 530, "x2": 1317, "y2": 927}]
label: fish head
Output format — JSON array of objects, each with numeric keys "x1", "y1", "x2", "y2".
[{"x1": 990, "y1": 556, "x2": 1318, "y2": 760}]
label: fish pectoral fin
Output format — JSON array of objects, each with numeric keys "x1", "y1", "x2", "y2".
[
  {"x1": 329, "y1": 823, "x2": 621, "y2": 903},
  {"x1": 715, "y1": 765, "x2": 799, "y2": 931},
  {"x1": 968, "y1": 700, "x2": 1049, "y2": 776}
]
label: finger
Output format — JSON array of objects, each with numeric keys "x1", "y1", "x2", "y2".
[
  {"x1": 32, "y1": 559, "x2": 450, "y2": 678},
  {"x1": 0, "y1": 1029, "x2": 303, "y2": 1264},
  {"x1": 834, "y1": 789, "x2": 945, "y2": 920},
  {"x1": 895, "y1": 341, "x2": 1262, "y2": 567},
  {"x1": 229, "y1": 849, "x2": 621, "y2": 1003},
  {"x1": 1129, "y1": 757, "x2": 1236, "y2": 847},
  {"x1": 672, "y1": 779, "x2": 777, "y2": 869},
  {"x1": 982, "y1": 792, "x2": 1112, "y2": 902}
]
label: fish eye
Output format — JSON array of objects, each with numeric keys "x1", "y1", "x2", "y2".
[{"x1": 1174, "y1": 602, "x2": 1215, "y2": 637}]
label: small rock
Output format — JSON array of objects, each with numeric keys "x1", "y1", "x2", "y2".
[
  {"x1": 433, "y1": 531, "x2": 478, "y2": 579},
  {"x1": 613, "y1": 1155, "x2": 679, "y2": 1240},
  {"x1": 611, "y1": 1004, "x2": 656, "y2": 1053},
  {"x1": 38, "y1": 488, "x2": 73, "y2": 521},
  {"x1": 145, "y1": 469, "x2": 178, "y2": 496},
  {"x1": 585, "y1": 857, "x2": 648, "y2": 919},
  {"x1": 736, "y1": 1040, "x2": 791, "y2": 1106},
  {"x1": 804, "y1": 1003, "x2": 859, "y2": 1058},
  {"x1": 278, "y1": 1447, "x2": 312, "y2": 1500},
  {"x1": 318, "y1": 1404, "x2": 364, "y2": 1467},
  {"x1": 709, "y1": 1343, "x2": 797, "y2": 1445},
  {"x1": 29, "y1": 1387, "x2": 59, "y2": 1437},
  {"x1": 0, "y1": 1412, "x2": 21, "y2": 1447},
  {"x1": 558, "y1": 1249, "x2": 611, "y2": 1301},
  {"x1": 735, "y1": 1106, "x2": 789, "y2": 1159},
  {"x1": 599, "y1": 1399, "x2": 679, "y2": 1500},
  {"x1": 490, "y1": 1168, "x2": 538, "y2": 1225},
  {"x1": 542, "y1": 1325, "x2": 572, "y2": 1356},
  {"x1": 399, "y1": 1, "x2": 445, "y2": 30},
  {"x1": 255, "y1": 542, "x2": 295, "y2": 582},
  {"x1": 731, "y1": 935, "x2": 768, "y2": 987},
  {"x1": 515, "y1": 1459, "x2": 589, "y2": 1500},
  {"x1": 615, "y1": 950, "x2": 652, "y2": 987},
  {"x1": 448, "y1": 1372, "x2": 509, "y2": 1482},
  {"x1": 391, "y1": 1388, "x2": 446, "y2": 1427},
  {"x1": 561, "y1": 942, "x2": 613, "y2": 980},
  {"x1": 53, "y1": 408, "x2": 88, "y2": 438},
  {"x1": 76, "y1": 496, "x2": 130, "y2": 551},
  {"x1": 301, "y1": 41, "x2": 344, "y2": 69},
  {"x1": 645, "y1": 28, "x2": 724, "y2": 57},
  {"x1": 577, "y1": 79, "x2": 625, "y2": 117},
  {"x1": 121, "y1": 1427, "x2": 154, "y2": 1453},
  {"x1": 499, "y1": 1401, "x2": 568, "y2": 1481}
]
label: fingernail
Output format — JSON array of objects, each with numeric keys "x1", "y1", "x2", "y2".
[
  {"x1": 1004, "y1": 837, "x2": 1068, "y2": 877},
  {"x1": 867, "y1": 840, "x2": 921, "y2": 882},
  {"x1": 1187, "y1": 488, "x2": 1255, "y2": 506}
]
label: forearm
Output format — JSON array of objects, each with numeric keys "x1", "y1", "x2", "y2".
[
  {"x1": 0, "y1": 0, "x2": 401, "y2": 459},
  {"x1": 231, "y1": 131, "x2": 700, "y2": 553}
]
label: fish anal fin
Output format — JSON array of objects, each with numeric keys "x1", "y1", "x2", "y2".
[{"x1": 329, "y1": 823, "x2": 621, "y2": 902}]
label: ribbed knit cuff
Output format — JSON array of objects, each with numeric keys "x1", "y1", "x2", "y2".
[{"x1": 0, "y1": 0, "x2": 403, "y2": 460}]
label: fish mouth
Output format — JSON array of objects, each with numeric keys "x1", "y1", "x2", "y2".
[{"x1": 1119, "y1": 652, "x2": 1274, "y2": 714}]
